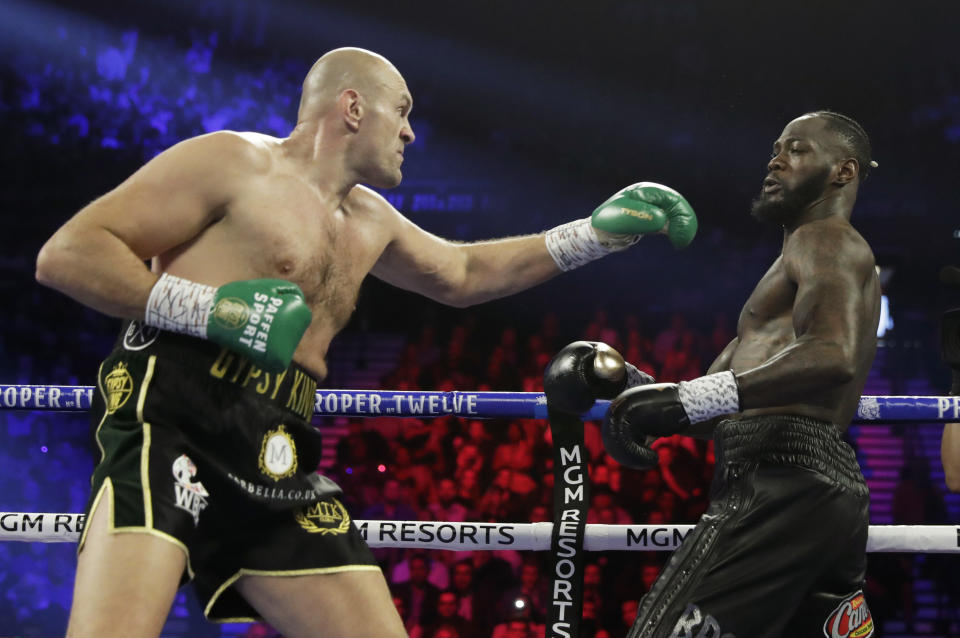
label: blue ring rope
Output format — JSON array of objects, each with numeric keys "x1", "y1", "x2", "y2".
[{"x1": 0, "y1": 385, "x2": 957, "y2": 422}]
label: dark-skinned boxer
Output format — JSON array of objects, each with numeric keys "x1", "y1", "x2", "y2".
[{"x1": 546, "y1": 111, "x2": 881, "y2": 638}]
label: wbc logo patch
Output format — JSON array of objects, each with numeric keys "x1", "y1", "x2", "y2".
[
  {"x1": 823, "y1": 591, "x2": 874, "y2": 638},
  {"x1": 172, "y1": 454, "x2": 209, "y2": 526}
]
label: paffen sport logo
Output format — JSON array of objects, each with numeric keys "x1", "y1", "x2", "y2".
[
  {"x1": 259, "y1": 425, "x2": 298, "y2": 481},
  {"x1": 212, "y1": 297, "x2": 250, "y2": 330},
  {"x1": 172, "y1": 454, "x2": 209, "y2": 526},
  {"x1": 122, "y1": 320, "x2": 160, "y2": 351},
  {"x1": 823, "y1": 591, "x2": 874, "y2": 638}
]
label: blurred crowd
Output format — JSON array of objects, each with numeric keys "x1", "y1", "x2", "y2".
[
  {"x1": 0, "y1": 411, "x2": 91, "y2": 635},
  {"x1": 0, "y1": 305, "x2": 733, "y2": 637},
  {"x1": 2, "y1": 293, "x2": 958, "y2": 636},
  {"x1": 288, "y1": 310, "x2": 728, "y2": 638},
  {"x1": 2, "y1": 3, "x2": 959, "y2": 636},
  {"x1": 2, "y1": 16, "x2": 302, "y2": 162}
]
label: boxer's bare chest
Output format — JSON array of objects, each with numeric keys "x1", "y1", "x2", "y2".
[
  {"x1": 234, "y1": 180, "x2": 391, "y2": 331},
  {"x1": 159, "y1": 175, "x2": 390, "y2": 374},
  {"x1": 729, "y1": 256, "x2": 797, "y2": 371}
]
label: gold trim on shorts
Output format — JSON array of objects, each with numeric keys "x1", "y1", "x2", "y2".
[
  {"x1": 141, "y1": 422, "x2": 153, "y2": 528},
  {"x1": 92, "y1": 360, "x2": 108, "y2": 479},
  {"x1": 205, "y1": 565, "x2": 383, "y2": 622},
  {"x1": 78, "y1": 478, "x2": 197, "y2": 581},
  {"x1": 136, "y1": 356, "x2": 156, "y2": 422},
  {"x1": 82, "y1": 357, "x2": 194, "y2": 579}
]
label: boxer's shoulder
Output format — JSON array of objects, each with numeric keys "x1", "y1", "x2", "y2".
[
  {"x1": 170, "y1": 131, "x2": 277, "y2": 174},
  {"x1": 784, "y1": 219, "x2": 875, "y2": 278}
]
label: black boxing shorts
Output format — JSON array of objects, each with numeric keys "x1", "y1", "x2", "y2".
[
  {"x1": 80, "y1": 320, "x2": 378, "y2": 622},
  {"x1": 629, "y1": 415, "x2": 874, "y2": 638}
]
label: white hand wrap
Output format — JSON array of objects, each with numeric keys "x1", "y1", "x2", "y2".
[
  {"x1": 677, "y1": 370, "x2": 740, "y2": 424},
  {"x1": 545, "y1": 218, "x2": 640, "y2": 271},
  {"x1": 625, "y1": 362, "x2": 654, "y2": 388},
  {"x1": 145, "y1": 273, "x2": 217, "y2": 338}
]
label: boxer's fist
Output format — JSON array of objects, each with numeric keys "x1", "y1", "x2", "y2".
[
  {"x1": 146, "y1": 274, "x2": 312, "y2": 372},
  {"x1": 544, "y1": 341, "x2": 628, "y2": 415},
  {"x1": 602, "y1": 370, "x2": 741, "y2": 468},
  {"x1": 602, "y1": 384, "x2": 688, "y2": 469},
  {"x1": 207, "y1": 279, "x2": 312, "y2": 372},
  {"x1": 591, "y1": 182, "x2": 697, "y2": 249}
]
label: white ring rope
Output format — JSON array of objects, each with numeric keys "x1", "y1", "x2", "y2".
[{"x1": 2, "y1": 514, "x2": 956, "y2": 553}]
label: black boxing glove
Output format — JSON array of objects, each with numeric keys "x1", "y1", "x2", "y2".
[
  {"x1": 943, "y1": 308, "x2": 960, "y2": 395},
  {"x1": 603, "y1": 371, "x2": 741, "y2": 469},
  {"x1": 543, "y1": 341, "x2": 654, "y2": 415}
]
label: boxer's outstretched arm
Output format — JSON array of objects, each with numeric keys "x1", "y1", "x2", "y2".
[
  {"x1": 736, "y1": 222, "x2": 876, "y2": 408},
  {"x1": 366, "y1": 189, "x2": 561, "y2": 307},
  {"x1": 371, "y1": 214, "x2": 559, "y2": 307},
  {"x1": 36, "y1": 132, "x2": 247, "y2": 317},
  {"x1": 369, "y1": 182, "x2": 695, "y2": 307}
]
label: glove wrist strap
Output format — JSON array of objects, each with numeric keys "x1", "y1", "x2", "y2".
[
  {"x1": 145, "y1": 273, "x2": 217, "y2": 338},
  {"x1": 678, "y1": 370, "x2": 741, "y2": 424},
  {"x1": 545, "y1": 218, "x2": 637, "y2": 271}
]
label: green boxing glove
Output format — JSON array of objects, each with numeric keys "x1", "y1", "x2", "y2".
[
  {"x1": 545, "y1": 182, "x2": 697, "y2": 272},
  {"x1": 145, "y1": 273, "x2": 312, "y2": 372},
  {"x1": 592, "y1": 182, "x2": 697, "y2": 249}
]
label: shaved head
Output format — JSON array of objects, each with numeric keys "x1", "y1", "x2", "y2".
[
  {"x1": 297, "y1": 47, "x2": 403, "y2": 122},
  {"x1": 290, "y1": 47, "x2": 415, "y2": 190}
]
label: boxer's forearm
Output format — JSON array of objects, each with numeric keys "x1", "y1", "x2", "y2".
[
  {"x1": 446, "y1": 234, "x2": 562, "y2": 307},
  {"x1": 36, "y1": 224, "x2": 156, "y2": 318},
  {"x1": 943, "y1": 422, "x2": 960, "y2": 492},
  {"x1": 736, "y1": 336, "x2": 855, "y2": 409}
]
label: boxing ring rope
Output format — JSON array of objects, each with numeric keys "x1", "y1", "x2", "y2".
[
  {"x1": 1, "y1": 514, "x2": 957, "y2": 553},
  {"x1": 1, "y1": 386, "x2": 957, "y2": 551},
  {"x1": 3, "y1": 383, "x2": 957, "y2": 636},
  {"x1": 2, "y1": 384, "x2": 959, "y2": 421}
]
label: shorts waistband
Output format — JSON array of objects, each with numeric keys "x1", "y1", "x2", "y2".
[
  {"x1": 115, "y1": 320, "x2": 318, "y2": 421},
  {"x1": 714, "y1": 415, "x2": 867, "y2": 493}
]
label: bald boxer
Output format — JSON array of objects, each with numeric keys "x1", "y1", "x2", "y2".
[
  {"x1": 36, "y1": 47, "x2": 695, "y2": 638},
  {"x1": 549, "y1": 111, "x2": 881, "y2": 637}
]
